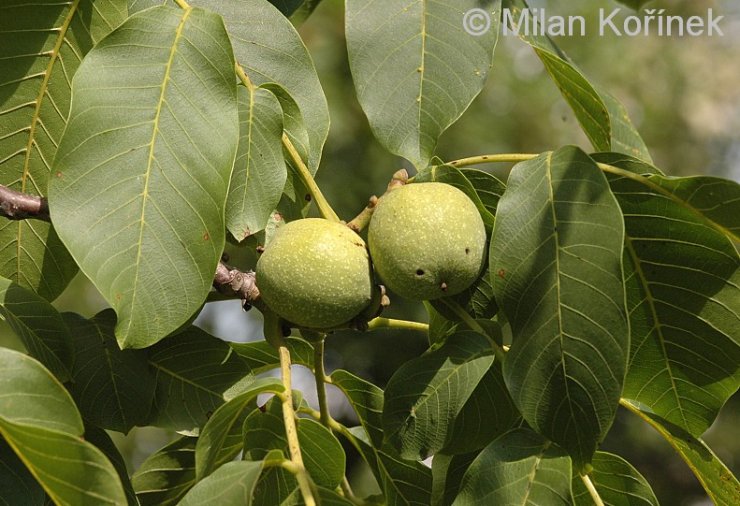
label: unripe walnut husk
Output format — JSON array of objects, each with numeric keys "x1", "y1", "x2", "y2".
[
  {"x1": 368, "y1": 182, "x2": 486, "y2": 300},
  {"x1": 256, "y1": 218, "x2": 374, "y2": 329}
]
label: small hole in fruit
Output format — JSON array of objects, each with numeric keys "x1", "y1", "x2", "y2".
[
  {"x1": 416, "y1": 269, "x2": 424, "y2": 276},
  {"x1": 465, "y1": 247, "x2": 470, "y2": 254}
]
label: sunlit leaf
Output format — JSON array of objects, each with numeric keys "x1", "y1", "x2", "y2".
[
  {"x1": 0, "y1": 0, "x2": 127, "y2": 299},
  {"x1": 491, "y1": 147, "x2": 629, "y2": 470},
  {"x1": 383, "y1": 331, "x2": 495, "y2": 460},
  {"x1": 0, "y1": 277, "x2": 71, "y2": 380},
  {"x1": 226, "y1": 85, "x2": 287, "y2": 241},
  {"x1": 179, "y1": 461, "x2": 263, "y2": 506},
  {"x1": 194, "y1": 0, "x2": 329, "y2": 174},
  {"x1": 48, "y1": 5, "x2": 239, "y2": 349},
  {"x1": 572, "y1": 451, "x2": 658, "y2": 506},
  {"x1": 64, "y1": 310, "x2": 155, "y2": 433},
  {"x1": 0, "y1": 421, "x2": 127, "y2": 506},
  {"x1": 230, "y1": 337, "x2": 314, "y2": 374},
  {"x1": 346, "y1": 0, "x2": 502, "y2": 168},
  {"x1": 452, "y1": 428, "x2": 572, "y2": 505},
  {"x1": 0, "y1": 348, "x2": 80, "y2": 435}
]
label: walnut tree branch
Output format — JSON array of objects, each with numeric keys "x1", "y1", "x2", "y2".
[
  {"x1": 0, "y1": 184, "x2": 50, "y2": 221},
  {"x1": 346, "y1": 168, "x2": 409, "y2": 233}
]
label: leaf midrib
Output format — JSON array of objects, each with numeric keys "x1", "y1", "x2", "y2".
[
  {"x1": 127, "y1": 8, "x2": 193, "y2": 338},
  {"x1": 16, "y1": 0, "x2": 82, "y2": 284}
]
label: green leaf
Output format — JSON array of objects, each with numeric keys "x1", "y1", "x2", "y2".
[
  {"x1": 590, "y1": 153, "x2": 662, "y2": 176},
  {"x1": 0, "y1": 0, "x2": 127, "y2": 300},
  {"x1": 179, "y1": 461, "x2": 263, "y2": 506},
  {"x1": 195, "y1": 0, "x2": 329, "y2": 174},
  {"x1": 65, "y1": 310, "x2": 155, "y2": 433},
  {"x1": 129, "y1": 0, "x2": 165, "y2": 14},
  {"x1": 572, "y1": 451, "x2": 658, "y2": 506},
  {"x1": 452, "y1": 428, "x2": 572, "y2": 505},
  {"x1": 442, "y1": 358, "x2": 520, "y2": 455},
  {"x1": 502, "y1": 1, "x2": 651, "y2": 161},
  {"x1": 250, "y1": 466, "x2": 298, "y2": 506},
  {"x1": 132, "y1": 436, "x2": 197, "y2": 506},
  {"x1": 195, "y1": 377, "x2": 284, "y2": 480},
  {"x1": 608, "y1": 171, "x2": 740, "y2": 435},
  {"x1": 598, "y1": 90, "x2": 652, "y2": 163},
  {"x1": 0, "y1": 437, "x2": 44, "y2": 506},
  {"x1": 0, "y1": 277, "x2": 71, "y2": 380},
  {"x1": 243, "y1": 401, "x2": 346, "y2": 489},
  {"x1": 349, "y1": 427, "x2": 432, "y2": 506},
  {"x1": 414, "y1": 163, "x2": 495, "y2": 230},
  {"x1": 230, "y1": 337, "x2": 314, "y2": 374},
  {"x1": 491, "y1": 147, "x2": 629, "y2": 470},
  {"x1": 431, "y1": 452, "x2": 479, "y2": 506},
  {"x1": 48, "y1": 5, "x2": 239, "y2": 349},
  {"x1": 383, "y1": 331, "x2": 495, "y2": 460},
  {"x1": 459, "y1": 168, "x2": 507, "y2": 216},
  {"x1": 226, "y1": 85, "x2": 287, "y2": 241},
  {"x1": 424, "y1": 302, "x2": 458, "y2": 346},
  {"x1": 83, "y1": 424, "x2": 139, "y2": 506},
  {"x1": 346, "y1": 0, "x2": 502, "y2": 168},
  {"x1": 0, "y1": 348, "x2": 81, "y2": 435},
  {"x1": 621, "y1": 401, "x2": 740, "y2": 506},
  {"x1": 330, "y1": 369, "x2": 384, "y2": 448},
  {"x1": 0, "y1": 421, "x2": 127, "y2": 506},
  {"x1": 146, "y1": 326, "x2": 251, "y2": 433}
]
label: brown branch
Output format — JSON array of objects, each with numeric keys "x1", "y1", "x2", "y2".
[
  {"x1": 0, "y1": 184, "x2": 50, "y2": 221},
  {"x1": 1, "y1": 184, "x2": 262, "y2": 310}
]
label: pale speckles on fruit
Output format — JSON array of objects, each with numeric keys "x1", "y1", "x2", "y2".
[
  {"x1": 256, "y1": 218, "x2": 374, "y2": 329},
  {"x1": 368, "y1": 182, "x2": 486, "y2": 301}
]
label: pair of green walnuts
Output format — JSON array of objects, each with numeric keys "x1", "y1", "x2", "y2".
[{"x1": 256, "y1": 182, "x2": 487, "y2": 329}]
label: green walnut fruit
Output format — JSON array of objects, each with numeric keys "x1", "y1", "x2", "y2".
[
  {"x1": 368, "y1": 182, "x2": 486, "y2": 300},
  {"x1": 256, "y1": 218, "x2": 374, "y2": 329}
]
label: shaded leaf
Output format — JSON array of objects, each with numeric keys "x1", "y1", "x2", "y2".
[
  {"x1": 132, "y1": 436, "x2": 197, "y2": 506},
  {"x1": 0, "y1": 0, "x2": 127, "y2": 299},
  {"x1": 65, "y1": 310, "x2": 155, "y2": 433},
  {"x1": 195, "y1": 377, "x2": 284, "y2": 480},
  {"x1": 226, "y1": 85, "x2": 287, "y2": 241},
  {"x1": 491, "y1": 147, "x2": 629, "y2": 470},
  {"x1": 330, "y1": 369, "x2": 384, "y2": 448},
  {"x1": 179, "y1": 461, "x2": 263, "y2": 506},
  {"x1": 0, "y1": 437, "x2": 44, "y2": 506},
  {"x1": 0, "y1": 277, "x2": 71, "y2": 380},
  {"x1": 147, "y1": 326, "x2": 251, "y2": 433},
  {"x1": 431, "y1": 452, "x2": 479, "y2": 506},
  {"x1": 608, "y1": 170, "x2": 740, "y2": 435},
  {"x1": 243, "y1": 400, "x2": 346, "y2": 489},
  {"x1": 195, "y1": 0, "x2": 329, "y2": 174},
  {"x1": 424, "y1": 302, "x2": 458, "y2": 346},
  {"x1": 590, "y1": 152, "x2": 662, "y2": 176},
  {"x1": 572, "y1": 451, "x2": 658, "y2": 506},
  {"x1": 0, "y1": 348, "x2": 81, "y2": 435},
  {"x1": 48, "y1": 5, "x2": 239, "y2": 349},
  {"x1": 349, "y1": 427, "x2": 432, "y2": 506},
  {"x1": 451, "y1": 428, "x2": 572, "y2": 505},
  {"x1": 598, "y1": 90, "x2": 652, "y2": 163},
  {"x1": 621, "y1": 401, "x2": 740, "y2": 506},
  {"x1": 346, "y1": 0, "x2": 502, "y2": 168},
  {"x1": 230, "y1": 337, "x2": 314, "y2": 374},
  {"x1": 383, "y1": 331, "x2": 495, "y2": 460},
  {"x1": 442, "y1": 358, "x2": 520, "y2": 455},
  {"x1": 83, "y1": 424, "x2": 139, "y2": 506}
]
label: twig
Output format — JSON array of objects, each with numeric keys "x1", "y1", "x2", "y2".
[
  {"x1": 0, "y1": 184, "x2": 49, "y2": 221},
  {"x1": 581, "y1": 474, "x2": 605, "y2": 506},
  {"x1": 346, "y1": 169, "x2": 409, "y2": 233},
  {"x1": 367, "y1": 318, "x2": 429, "y2": 333},
  {"x1": 212, "y1": 261, "x2": 263, "y2": 311}
]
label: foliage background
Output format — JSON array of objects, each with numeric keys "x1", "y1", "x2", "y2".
[{"x1": 1, "y1": 0, "x2": 737, "y2": 504}]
